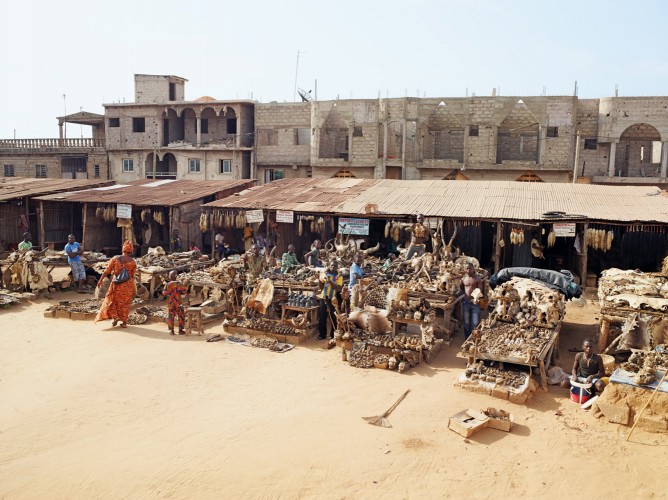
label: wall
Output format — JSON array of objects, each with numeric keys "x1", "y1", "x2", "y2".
[
  {"x1": 134, "y1": 75, "x2": 185, "y2": 104},
  {"x1": 0, "y1": 152, "x2": 109, "y2": 180},
  {"x1": 256, "y1": 102, "x2": 312, "y2": 166}
]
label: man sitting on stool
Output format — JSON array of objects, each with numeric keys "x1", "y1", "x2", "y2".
[{"x1": 561, "y1": 338, "x2": 606, "y2": 393}]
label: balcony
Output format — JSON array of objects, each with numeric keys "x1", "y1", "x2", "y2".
[{"x1": 0, "y1": 138, "x2": 106, "y2": 151}]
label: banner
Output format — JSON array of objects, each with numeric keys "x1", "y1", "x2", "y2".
[
  {"x1": 246, "y1": 209, "x2": 264, "y2": 224},
  {"x1": 276, "y1": 210, "x2": 294, "y2": 223},
  {"x1": 553, "y1": 222, "x2": 576, "y2": 237},
  {"x1": 338, "y1": 217, "x2": 370, "y2": 236},
  {"x1": 116, "y1": 203, "x2": 132, "y2": 219}
]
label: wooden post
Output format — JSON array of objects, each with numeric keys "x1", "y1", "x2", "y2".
[
  {"x1": 38, "y1": 200, "x2": 46, "y2": 249},
  {"x1": 598, "y1": 317, "x2": 610, "y2": 353},
  {"x1": 494, "y1": 221, "x2": 503, "y2": 273},
  {"x1": 580, "y1": 222, "x2": 589, "y2": 291},
  {"x1": 209, "y1": 208, "x2": 215, "y2": 261},
  {"x1": 82, "y1": 203, "x2": 87, "y2": 249},
  {"x1": 168, "y1": 206, "x2": 174, "y2": 251}
]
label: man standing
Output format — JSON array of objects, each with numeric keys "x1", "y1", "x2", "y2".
[
  {"x1": 65, "y1": 234, "x2": 87, "y2": 290},
  {"x1": 171, "y1": 229, "x2": 183, "y2": 253},
  {"x1": 215, "y1": 232, "x2": 226, "y2": 261},
  {"x1": 18, "y1": 232, "x2": 33, "y2": 252},
  {"x1": 304, "y1": 239, "x2": 323, "y2": 267},
  {"x1": 349, "y1": 253, "x2": 364, "y2": 290},
  {"x1": 281, "y1": 244, "x2": 300, "y2": 273},
  {"x1": 318, "y1": 259, "x2": 343, "y2": 340},
  {"x1": 242, "y1": 244, "x2": 266, "y2": 290},
  {"x1": 403, "y1": 214, "x2": 432, "y2": 260},
  {"x1": 460, "y1": 262, "x2": 482, "y2": 339}
]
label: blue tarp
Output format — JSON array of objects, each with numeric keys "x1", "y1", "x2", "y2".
[{"x1": 609, "y1": 369, "x2": 668, "y2": 394}]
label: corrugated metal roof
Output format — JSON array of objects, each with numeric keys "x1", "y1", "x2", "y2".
[
  {"x1": 204, "y1": 179, "x2": 668, "y2": 223},
  {"x1": 35, "y1": 179, "x2": 254, "y2": 207},
  {"x1": 0, "y1": 178, "x2": 114, "y2": 202}
]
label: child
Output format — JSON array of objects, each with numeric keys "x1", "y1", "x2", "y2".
[{"x1": 163, "y1": 270, "x2": 187, "y2": 335}]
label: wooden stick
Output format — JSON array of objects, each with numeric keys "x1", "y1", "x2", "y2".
[{"x1": 627, "y1": 370, "x2": 668, "y2": 441}]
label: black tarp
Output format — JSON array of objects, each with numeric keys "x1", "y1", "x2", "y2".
[{"x1": 490, "y1": 267, "x2": 582, "y2": 298}]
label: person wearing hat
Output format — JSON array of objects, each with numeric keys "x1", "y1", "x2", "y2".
[{"x1": 95, "y1": 240, "x2": 137, "y2": 328}]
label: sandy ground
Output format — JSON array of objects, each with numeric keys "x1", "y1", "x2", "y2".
[{"x1": 1, "y1": 293, "x2": 667, "y2": 499}]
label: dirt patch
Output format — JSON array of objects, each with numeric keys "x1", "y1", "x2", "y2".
[
  {"x1": 402, "y1": 438, "x2": 430, "y2": 449},
  {"x1": 594, "y1": 383, "x2": 668, "y2": 432}
]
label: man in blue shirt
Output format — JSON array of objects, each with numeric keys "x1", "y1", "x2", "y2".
[
  {"x1": 65, "y1": 234, "x2": 87, "y2": 290},
  {"x1": 349, "y1": 253, "x2": 364, "y2": 290},
  {"x1": 318, "y1": 259, "x2": 343, "y2": 340}
]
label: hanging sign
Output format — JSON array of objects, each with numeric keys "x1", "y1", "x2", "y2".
[
  {"x1": 246, "y1": 209, "x2": 264, "y2": 224},
  {"x1": 338, "y1": 217, "x2": 370, "y2": 236},
  {"x1": 276, "y1": 210, "x2": 294, "y2": 223},
  {"x1": 553, "y1": 222, "x2": 576, "y2": 237},
  {"x1": 116, "y1": 203, "x2": 132, "y2": 219}
]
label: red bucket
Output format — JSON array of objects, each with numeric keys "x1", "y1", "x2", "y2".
[{"x1": 570, "y1": 384, "x2": 592, "y2": 404}]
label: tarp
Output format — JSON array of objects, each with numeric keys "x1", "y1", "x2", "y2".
[{"x1": 491, "y1": 267, "x2": 582, "y2": 298}]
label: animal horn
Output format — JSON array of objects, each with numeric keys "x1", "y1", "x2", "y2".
[{"x1": 363, "y1": 242, "x2": 380, "y2": 256}]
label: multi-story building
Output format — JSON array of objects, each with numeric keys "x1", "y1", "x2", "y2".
[
  {"x1": 104, "y1": 75, "x2": 254, "y2": 182},
  {"x1": 255, "y1": 96, "x2": 668, "y2": 184},
  {"x1": 0, "y1": 112, "x2": 108, "y2": 180}
]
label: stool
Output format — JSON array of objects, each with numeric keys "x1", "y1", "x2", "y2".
[{"x1": 185, "y1": 307, "x2": 204, "y2": 336}]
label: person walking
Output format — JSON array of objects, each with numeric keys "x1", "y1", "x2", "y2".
[
  {"x1": 95, "y1": 240, "x2": 137, "y2": 328},
  {"x1": 65, "y1": 234, "x2": 87, "y2": 290},
  {"x1": 163, "y1": 270, "x2": 187, "y2": 335}
]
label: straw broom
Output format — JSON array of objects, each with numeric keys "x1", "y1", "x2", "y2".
[{"x1": 363, "y1": 389, "x2": 411, "y2": 428}]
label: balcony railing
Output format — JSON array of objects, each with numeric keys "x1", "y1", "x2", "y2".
[
  {"x1": 0, "y1": 138, "x2": 105, "y2": 149},
  {"x1": 146, "y1": 172, "x2": 177, "y2": 179}
]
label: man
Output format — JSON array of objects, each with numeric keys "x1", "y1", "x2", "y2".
[
  {"x1": 189, "y1": 242, "x2": 201, "y2": 254},
  {"x1": 18, "y1": 232, "x2": 33, "y2": 252},
  {"x1": 402, "y1": 214, "x2": 432, "y2": 260},
  {"x1": 349, "y1": 253, "x2": 364, "y2": 290},
  {"x1": 162, "y1": 270, "x2": 187, "y2": 335},
  {"x1": 171, "y1": 229, "x2": 183, "y2": 253},
  {"x1": 382, "y1": 252, "x2": 397, "y2": 270},
  {"x1": 255, "y1": 233, "x2": 266, "y2": 252},
  {"x1": 318, "y1": 259, "x2": 343, "y2": 340},
  {"x1": 561, "y1": 339, "x2": 606, "y2": 393},
  {"x1": 65, "y1": 234, "x2": 87, "y2": 290},
  {"x1": 460, "y1": 262, "x2": 482, "y2": 339},
  {"x1": 243, "y1": 225, "x2": 254, "y2": 251},
  {"x1": 215, "y1": 232, "x2": 226, "y2": 261},
  {"x1": 281, "y1": 244, "x2": 300, "y2": 273},
  {"x1": 242, "y1": 244, "x2": 265, "y2": 289},
  {"x1": 304, "y1": 239, "x2": 323, "y2": 267}
]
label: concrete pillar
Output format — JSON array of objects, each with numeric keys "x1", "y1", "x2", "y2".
[
  {"x1": 59, "y1": 123, "x2": 64, "y2": 140},
  {"x1": 196, "y1": 116, "x2": 201, "y2": 146},
  {"x1": 381, "y1": 122, "x2": 388, "y2": 179},
  {"x1": 236, "y1": 116, "x2": 241, "y2": 148},
  {"x1": 608, "y1": 141, "x2": 617, "y2": 177},
  {"x1": 661, "y1": 141, "x2": 668, "y2": 178},
  {"x1": 401, "y1": 120, "x2": 407, "y2": 180},
  {"x1": 537, "y1": 126, "x2": 546, "y2": 164}
]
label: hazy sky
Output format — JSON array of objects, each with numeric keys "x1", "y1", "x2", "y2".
[{"x1": 1, "y1": 0, "x2": 667, "y2": 138}]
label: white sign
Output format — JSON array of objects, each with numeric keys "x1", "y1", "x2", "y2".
[
  {"x1": 553, "y1": 222, "x2": 576, "y2": 237},
  {"x1": 276, "y1": 210, "x2": 294, "y2": 223},
  {"x1": 246, "y1": 209, "x2": 264, "y2": 224},
  {"x1": 338, "y1": 217, "x2": 370, "y2": 236},
  {"x1": 117, "y1": 203, "x2": 132, "y2": 219}
]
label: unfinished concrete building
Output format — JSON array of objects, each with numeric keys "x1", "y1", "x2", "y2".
[
  {"x1": 105, "y1": 75, "x2": 254, "y2": 182},
  {"x1": 0, "y1": 112, "x2": 108, "y2": 180},
  {"x1": 255, "y1": 95, "x2": 668, "y2": 184}
]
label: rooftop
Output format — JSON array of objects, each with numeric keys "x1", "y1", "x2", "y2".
[
  {"x1": 36, "y1": 179, "x2": 254, "y2": 207},
  {"x1": 204, "y1": 179, "x2": 668, "y2": 223},
  {"x1": 0, "y1": 178, "x2": 114, "y2": 202}
]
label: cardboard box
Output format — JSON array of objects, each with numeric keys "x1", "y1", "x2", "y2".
[
  {"x1": 484, "y1": 408, "x2": 514, "y2": 432},
  {"x1": 201, "y1": 299, "x2": 224, "y2": 314},
  {"x1": 448, "y1": 409, "x2": 489, "y2": 438}
]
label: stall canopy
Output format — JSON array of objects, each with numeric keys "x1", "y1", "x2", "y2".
[
  {"x1": 204, "y1": 179, "x2": 668, "y2": 223},
  {"x1": 0, "y1": 178, "x2": 113, "y2": 203}
]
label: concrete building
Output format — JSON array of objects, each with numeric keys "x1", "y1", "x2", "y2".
[
  {"x1": 255, "y1": 96, "x2": 668, "y2": 185},
  {"x1": 104, "y1": 75, "x2": 254, "y2": 182},
  {"x1": 0, "y1": 112, "x2": 108, "y2": 180}
]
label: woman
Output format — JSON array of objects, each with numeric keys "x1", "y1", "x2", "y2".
[{"x1": 95, "y1": 240, "x2": 137, "y2": 328}]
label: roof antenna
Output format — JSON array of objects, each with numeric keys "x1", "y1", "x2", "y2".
[{"x1": 615, "y1": 84, "x2": 619, "y2": 97}]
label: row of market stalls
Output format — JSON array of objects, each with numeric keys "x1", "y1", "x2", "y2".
[{"x1": 202, "y1": 179, "x2": 668, "y2": 287}]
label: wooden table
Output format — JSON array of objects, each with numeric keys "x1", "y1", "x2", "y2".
[
  {"x1": 137, "y1": 260, "x2": 214, "y2": 303},
  {"x1": 280, "y1": 304, "x2": 318, "y2": 336}
]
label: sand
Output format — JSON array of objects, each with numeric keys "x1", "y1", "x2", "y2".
[{"x1": 1, "y1": 293, "x2": 667, "y2": 499}]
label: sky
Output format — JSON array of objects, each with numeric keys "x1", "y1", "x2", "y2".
[{"x1": 1, "y1": 0, "x2": 667, "y2": 138}]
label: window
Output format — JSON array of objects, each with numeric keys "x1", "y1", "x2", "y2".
[
  {"x1": 220, "y1": 159, "x2": 232, "y2": 174},
  {"x1": 584, "y1": 139, "x2": 597, "y2": 150},
  {"x1": 189, "y1": 159, "x2": 201, "y2": 173},
  {"x1": 169, "y1": 82, "x2": 176, "y2": 101},
  {"x1": 122, "y1": 159, "x2": 134, "y2": 172},
  {"x1": 94, "y1": 165, "x2": 100, "y2": 178},
  {"x1": 227, "y1": 118, "x2": 237, "y2": 134},
  {"x1": 296, "y1": 128, "x2": 311, "y2": 146},
  {"x1": 201, "y1": 119, "x2": 208, "y2": 134},
  {"x1": 108, "y1": 117, "x2": 120, "y2": 127},
  {"x1": 264, "y1": 169, "x2": 284, "y2": 183},
  {"x1": 353, "y1": 126, "x2": 363, "y2": 137},
  {"x1": 132, "y1": 117, "x2": 145, "y2": 133},
  {"x1": 546, "y1": 126, "x2": 558, "y2": 138},
  {"x1": 4, "y1": 164, "x2": 15, "y2": 177},
  {"x1": 35, "y1": 164, "x2": 47, "y2": 178},
  {"x1": 469, "y1": 125, "x2": 479, "y2": 137}
]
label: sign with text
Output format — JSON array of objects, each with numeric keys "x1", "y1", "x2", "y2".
[
  {"x1": 338, "y1": 217, "x2": 370, "y2": 236},
  {"x1": 246, "y1": 209, "x2": 264, "y2": 224},
  {"x1": 276, "y1": 210, "x2": 294, "y2": 223},
  {"x1": 116, "y1": 203, "x2": 132, "y2": 219},
  {"x1": 553, "y1": 222, "x2": 576, "y2": 237}
]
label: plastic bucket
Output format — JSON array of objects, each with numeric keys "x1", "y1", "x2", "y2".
[{"x1": 570, "y1": 380, "x2": 593, "y2": 404}]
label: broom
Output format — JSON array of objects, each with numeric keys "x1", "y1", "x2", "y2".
[{"x1": 363, "y1": 389, "x2": 411, "y2": 428}]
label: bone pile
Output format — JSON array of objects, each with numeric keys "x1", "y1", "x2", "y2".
[
  {"x1": 464, "y1": 361, "x2": 529, "y2": 389},
  {"x1": 235, "y1": 317, "x2": 306, "y2": 337},
  {"x1": 598, "y1": 268, "x2": 668, "y2": 312},
  {"x1": 138, "y1": 247, "x2": 202, "y2": 269},
  {"x1": 41, "y1": 250, "x2": 107, "y2": 263},
  {"x1": 51, "y1": 298, "x2": 102, "y2": 314},
  {"x1": 390, "y1": 297, "x2": 437, "y2": 322},
  {"x1": 620, "y1": 350, "x2": 668, "y2": 386},
  {"x1": 266, "y1": 267, "x2": 321, "y2": 287},
  {"x1": 2, "y1": 250, "x2": 51, "y2": 292},
  {"x1": 461, "y1": 322, "x2": 555, "y2": 363},
  {"x1": 491, "y1": 277, "x2": 565, "y2": 328},
  {"x1": 136, "y1": 305, "x2": 169, "y2": 320}
]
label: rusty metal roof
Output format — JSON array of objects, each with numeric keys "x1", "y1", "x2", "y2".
[
  {"x1": 35, "y1": 179, "x2": 254, "y2": 207},
  {"x1": 0, "y1": 178, "x2": 114, "y2": 202},
  {"x1": 204, "y1": 179, "x2": 668, "y2": 223}
]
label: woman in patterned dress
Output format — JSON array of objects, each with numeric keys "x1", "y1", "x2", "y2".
[{"x1": 95, "y1": 240, "x2": 137, "y2": 328}]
